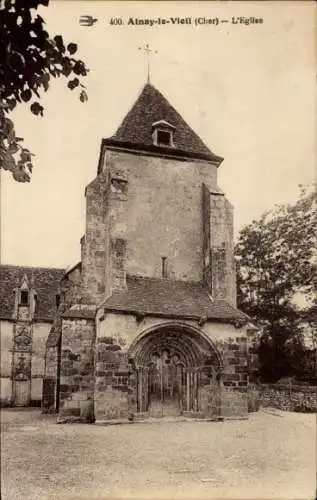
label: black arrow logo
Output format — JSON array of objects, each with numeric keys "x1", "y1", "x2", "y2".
[{"x1": 79, "y1": 15, "x2": 98, "y2": 27}]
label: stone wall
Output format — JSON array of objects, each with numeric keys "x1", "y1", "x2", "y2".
[
  {"x1": 204, "y1": 321, "x2": 249, "y2": 419},
  {"x1": 58, "y1": 316, "x2": 96, "y2": 422},
  {"x1": 94, "y1": 335, "x2": 136, "y2": 421},
  {"x1": 101, "y1": 150, "x2": 218, "y2": 282},
  {"x1": 258, "y1": 384, "x2": 317, "y2": 412}
]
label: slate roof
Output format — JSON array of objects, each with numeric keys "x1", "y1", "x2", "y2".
[
  {"x1": 0, "y1": 265, "x2": 64, "y2": 322},
  {"x1": 101, "y1": 275, "x2": 248, "y2": 323},
  {"x1": 102, "y1": 83, "x2": 223, "y2": 164}
]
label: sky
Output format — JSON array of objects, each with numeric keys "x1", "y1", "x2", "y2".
[{"x1": 1, "y1": 1, "x2": 316, "y2": 269}]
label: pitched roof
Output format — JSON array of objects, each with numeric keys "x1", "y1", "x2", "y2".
[
  {"x1": 103, "y1": 83, "x2": 223, "y2": 164},
  {"x1": 101, "y1": 275, "x2": 248, "y2": 324},
  {"x1": 64, "y1": 261, "x2": 81, "y2": 276},
  {"x1": 0, "y1": 265, "x2": 64, "y2": 322}
]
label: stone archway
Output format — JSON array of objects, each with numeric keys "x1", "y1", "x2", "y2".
[{"x1": 128, "y1": 323, "x2": 222, "y2": 418}]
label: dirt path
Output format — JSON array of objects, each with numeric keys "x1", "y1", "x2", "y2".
[{"x1": 1, "y1": 409, "x2": 316, "y2": 500}]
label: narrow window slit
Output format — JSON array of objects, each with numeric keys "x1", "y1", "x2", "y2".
[{"x1": 161, "y1": 257, "x2": 167, "y2": 278}]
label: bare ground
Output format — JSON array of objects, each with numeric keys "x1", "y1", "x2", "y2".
[{"x1": 1, "y1": 408, "x2": 316, "y2": 500}]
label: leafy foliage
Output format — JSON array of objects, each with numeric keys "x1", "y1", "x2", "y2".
[
  {"x1": 0, "y1": 0, "x2": 88, "y2": 181},
  {"x1": 236, "y1": 185, "x2": 317, "y2": 382}
]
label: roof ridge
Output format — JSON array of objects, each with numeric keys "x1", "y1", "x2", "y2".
[
  {"x1": 0, "y1": 264, "x2": 65, "y2": 271},
  {"x1": 126, "y1": 274, "x2": 206, "y2": 286}
]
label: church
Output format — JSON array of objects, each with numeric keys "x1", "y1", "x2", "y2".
[{"x1": 1, "y1": 81, "x2": 254, "y2": 422}]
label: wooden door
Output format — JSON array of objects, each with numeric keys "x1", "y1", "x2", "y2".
[
  {"x1": 148, "y1": 350, "x2": 183, "y2": 417},
  {"x1": 13, "y1": 380, "x2": 30, "y2": 406}
]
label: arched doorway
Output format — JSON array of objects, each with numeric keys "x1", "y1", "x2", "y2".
[{"x1": 129, "y1": 323, "x2": 222, "y2": 418}]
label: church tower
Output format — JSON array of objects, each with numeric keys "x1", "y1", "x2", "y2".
[
  {"x1": 81, "y1": 83, "x2": 236, "y2": 304},
  {"x1": 43, "y1": 83, "x2": 250, "y2": 423}
]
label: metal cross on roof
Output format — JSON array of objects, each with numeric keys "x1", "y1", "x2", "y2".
[{"x1": 138, "y1": 44, "x2": 158, "y2": 84}]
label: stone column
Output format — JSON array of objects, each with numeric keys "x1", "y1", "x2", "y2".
[
  {"x1": 193, "y1": 372, "x2": 198, "y2": 412},
  {"x1": 186, "y1": 370, "x2": 192, "y2": 411},
  {"x1": 143, "y1": 367, "x2": 149, "y2": 412},
  {"x1": 137, "y1": 369, "x2": 143, "y2": 412}
]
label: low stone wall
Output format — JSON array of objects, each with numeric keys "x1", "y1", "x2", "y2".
[{"x1": 249, "y1": 383, "x2": 317, "y2": 412}]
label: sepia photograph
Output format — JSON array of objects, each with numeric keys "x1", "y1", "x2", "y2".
[{"x1": 0, "y1": 1, "x2": 316, "y2": 499}]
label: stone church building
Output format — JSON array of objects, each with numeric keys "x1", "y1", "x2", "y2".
[{"x1": 1, "y1": 82, "x2": 254, "y2": 421}]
